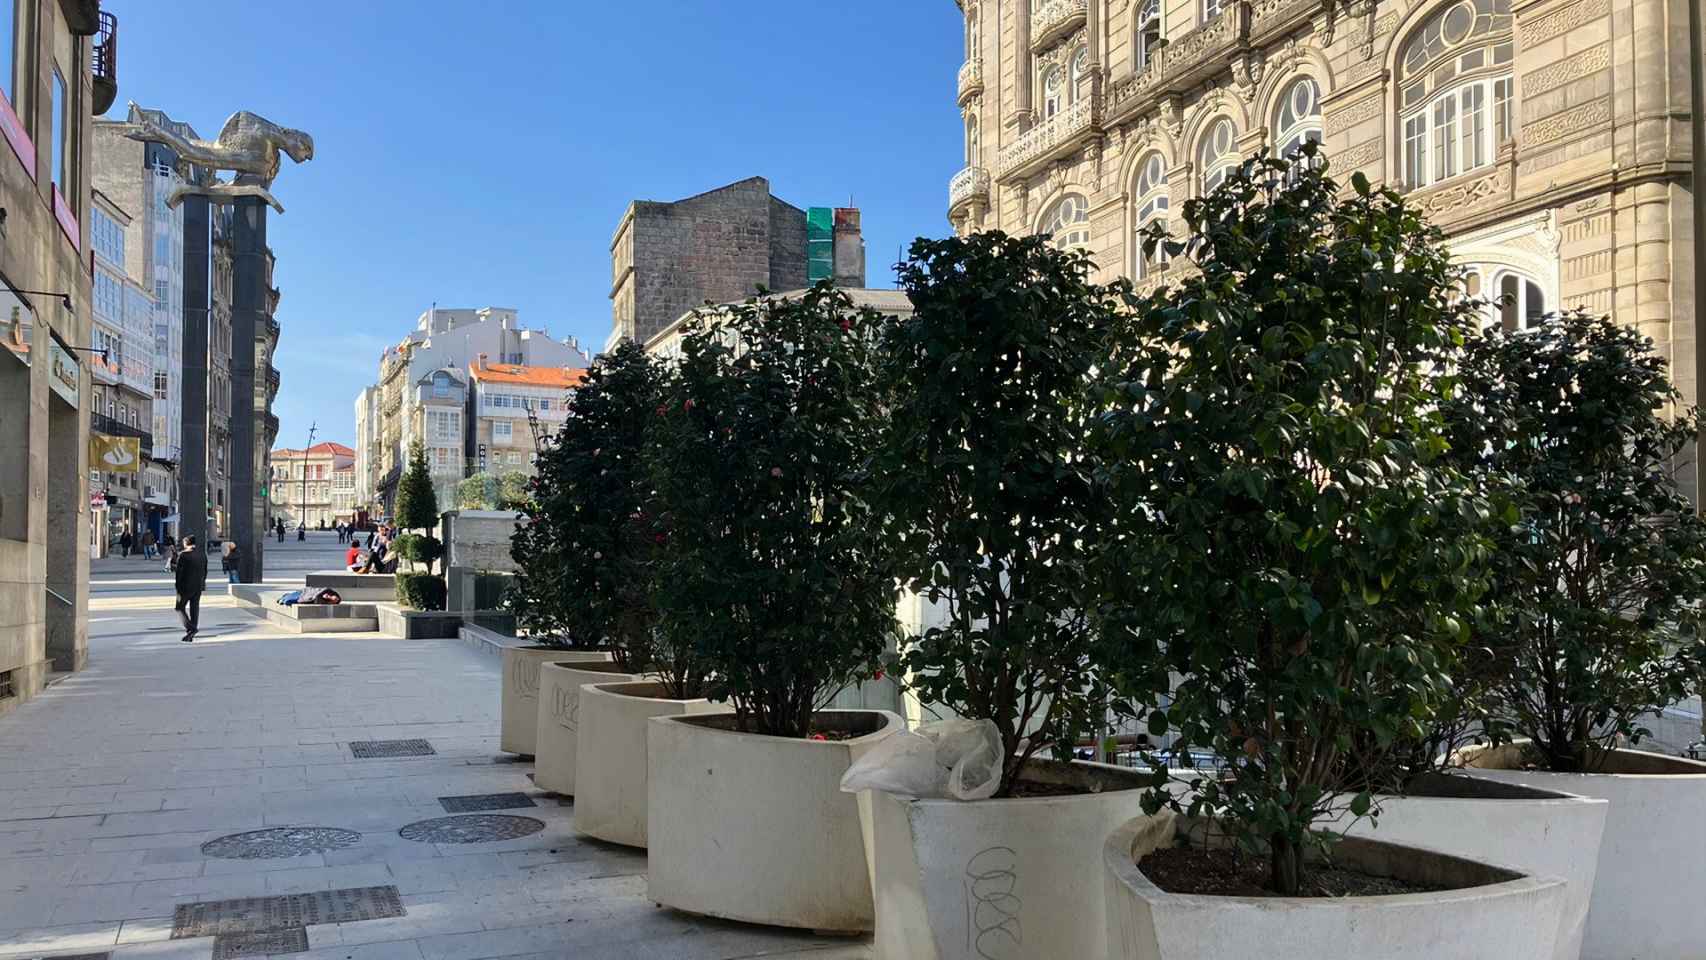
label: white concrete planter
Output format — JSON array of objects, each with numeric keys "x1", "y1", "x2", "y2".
[
  {"x1": 1103, "y1": 814, "x2": 1567, "y2": 960},
  {"x1": 574, "y1": 680, "x2": 728, "y2": 848},
  {"x1": 1335, "y1": 772, "x2": 1606, "y2": 960},
  {"x1": 648, "y1": 709, "x2": 902, "y2": 932},
  {"x1": 863, "y1": 759, "x2": 1150, "y2": 960},
  {"x1": 498, "y1": 646, "x2": 608, "y2": 757},
  {"x1": 533, "y1": 660, "x2": 642, "y2": 795},
  {"x1": 1463, "y1": 744, "x2": 1706, "y2": 960}
]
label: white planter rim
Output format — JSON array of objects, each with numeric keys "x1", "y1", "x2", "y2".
[
  {"x1": 542, "y1": 659, "x2": 635, "y2": 675},
  {"x1": 588, "y1": 679, "x2": 711, "y2": 704},
  {"x1": 894, "y1": 756, "x2": 1152, "y2": 808},
  {"x1": 1105, "y1": 814, "x2": 1561, "y2": 909},
  {"x1": 1398, "y1": 770, "x2": 1603, "y2": 805},
  {"x1": 663, "y1": 708, "x2": 898, "y2": 746},
  {"x1": 1459, "y1": 742, "x2": 1706, "y2": 780}
]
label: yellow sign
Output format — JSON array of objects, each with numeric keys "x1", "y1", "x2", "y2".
[{"x1": 90, "y1": 434, "x2": 141, "y2": 473}]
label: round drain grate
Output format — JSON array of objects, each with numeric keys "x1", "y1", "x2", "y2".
[
  {"x1": 398, "y1": 814, "x2": 546, "y2": 844},
  {"x1": 200, "y1": 826, "x2": 363, "y2": 860}
]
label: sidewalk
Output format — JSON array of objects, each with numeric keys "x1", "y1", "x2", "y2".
[{"x1": 0, "y1": 533, "x2": 866, "y2": 960}]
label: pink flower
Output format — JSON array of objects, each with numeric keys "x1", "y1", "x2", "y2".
[
  {"x1": 684, "y1": 399, "x2": 696, "y2": 412},
  {"x1": 655, "y1": 405, "x2": 666, "y2": 416},
  {"x1": 809, "y1": 733, "x2": 828, "y2": 741},
  {"x1": 770, "y1": 467, "x2": 783, "y2": 478}
]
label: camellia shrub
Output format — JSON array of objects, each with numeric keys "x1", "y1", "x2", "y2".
[
  {"x1": 650, "y1": 285, "x2": 898, "y2": 738},
  {"x1": 1091, "y1": 147, "x2": 1494, "y2": 895},
  {"x1": 508, "y1": 342, "x2": 698, "y2": 681},
  {"x1": 871, "y1": 231, "x2": 1131, "y2": 797},
  {"x1": 1440, "y1": 309, "x2": 1706, "y2": 773}
]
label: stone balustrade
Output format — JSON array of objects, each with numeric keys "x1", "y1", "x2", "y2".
[
  {"x1": 1032, "y1": 0, "x2": 1089, "y2": 50},
  {"x1": 997, "y1": 93, "x2": 1101, "y2": 180},
  {"x1": 948, "y1": 165, "x2": 992, "y2": 212},
  {"x1": 957, "y1": 58, "x2": 984, "y2": 104}
]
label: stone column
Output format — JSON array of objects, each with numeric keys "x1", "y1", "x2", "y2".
[
  {"x1": 1016, "y1": 0, "x2": 1033, "y2": 121},
  {"x1": 179, "y1": 196, "x2": 211, "y2": 549},
  {"x1": 229, "y1": 196, "x2": 267, "y2": 582}
]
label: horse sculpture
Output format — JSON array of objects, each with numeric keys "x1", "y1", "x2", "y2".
[{"x1": 124, "y1": 103, "x2": 315, "y2": 213}]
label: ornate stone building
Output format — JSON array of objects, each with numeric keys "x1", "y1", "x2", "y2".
[{"x1": 948, "y1": 0, "x2": 1697, "y2": 405}]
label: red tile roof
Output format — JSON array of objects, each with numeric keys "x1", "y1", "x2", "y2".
[
  {"x1": 271, "y1": 442, "x2": 355, "y2": 458},
  {"x1": 468, "y1": 361, "x2": 585, "y2": 388}
]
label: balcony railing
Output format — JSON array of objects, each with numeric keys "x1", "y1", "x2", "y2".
[
  {"x1": 1031, "y1": 0, "x2": 1087, "y2": 51},
  {"x1": 948, "y1": 166, "x2": 991, "y2": 213},
  {"x1": 92, "y1": 412, "x2": 152, "y2": 460},
  {"x1": 996, "y1": 92, "x2": 1101, "y2": 181},
  {"x1": 91, "y1": 11, "x2": 117, "y2": 115},
  {"x1": 957, "y1": 58, "x2": 983, "y2": 105}
]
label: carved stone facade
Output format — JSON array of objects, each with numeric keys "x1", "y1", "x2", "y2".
[{"x1": 948, "y1": 0, "x2": 1698, "y2": 450}]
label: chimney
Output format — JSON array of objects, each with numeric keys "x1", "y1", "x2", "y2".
[
  {"x1": 476, "y1": 353, "x2": 488, "y2": 371},
  {"x1": 833, "y1": 208, "x2": 866, "y2": 288}
]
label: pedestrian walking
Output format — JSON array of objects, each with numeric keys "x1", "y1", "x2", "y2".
[
  {"x1": 119, "y1": 527, "x2": 133, "y2": 558},
  {"x1": 141, "y1": 529, "x2": 157, "y2": 560},
  {"x1": 165, "y1": 537, "x2": 180, "y2": 572},
  {"x1": 221, "y1": 540, "x2": 242, "y2": 584},
  {"x1": 276, "y1": 518, "x2": 285, "y2": 543},
  {"x1": 297, "y1": 523, "x2": 306, "y2": 542},
  {"x1": 174, "y1": 535, "x2": 207, "y2": 642}
]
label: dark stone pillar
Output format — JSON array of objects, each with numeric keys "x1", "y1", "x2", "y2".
[
  {"x1": 179, "y1": 196, "x2": 211, "y2": 550},
  {"x1": 230, "y1": 196, "x2": 266, "y2": 582}
]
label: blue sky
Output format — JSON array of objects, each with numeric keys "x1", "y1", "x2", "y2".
[{"x1": 104, "y1": 0, "x2": 965, "y2": 448}]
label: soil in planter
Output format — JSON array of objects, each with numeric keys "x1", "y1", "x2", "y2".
[{"x1": 1138, "y1": 846, "x2": 1447, "y2": 898}]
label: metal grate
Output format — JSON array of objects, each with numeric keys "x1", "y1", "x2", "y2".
[
  {"x1": 438, "y1": 792, "x2": 537, "y2": 813},
  {"x1": 398, "y1": 814, "x2": 545, "y2": 844},
  {"x1": 201, "y1": 827, "x2": 362, "y2": 860},
  {"x1": 212, "y1": 928, "x2": 308, "y2": 959},
  {"x1": 349, "y1": 739, "x2": 435, "y2": 758},
  {"x1": 0, "y1": 670, "x2": 13, "y2": 700},
  {"x1": 172, "y1": 886, "x2": 405, "y2": 939}
]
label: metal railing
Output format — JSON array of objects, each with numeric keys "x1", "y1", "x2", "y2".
[
  {"x1": 91, "y1": 412, "x2": 152, "y2": 459},
  {"x1": 91, "y1": 12, "x2": 117, "y2": 115}
]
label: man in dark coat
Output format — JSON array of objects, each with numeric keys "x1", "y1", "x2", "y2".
[{"x1": 174, "y1": 535, "x2": 208, "y2": 642}]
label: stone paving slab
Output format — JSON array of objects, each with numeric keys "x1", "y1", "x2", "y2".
[{"x1": 0, "y1": 535, "x2": 871, "y2": 960}]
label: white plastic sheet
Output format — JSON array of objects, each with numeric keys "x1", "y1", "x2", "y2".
[{"x1": 839, "y1": 718, "x2": 1004, "y2": 800}]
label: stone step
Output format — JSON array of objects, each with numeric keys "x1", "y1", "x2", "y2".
[
  {"x1": 227, "y1": 583, "x2": 380, "y2": 633},
  {"x1": 304, "y1": 570, "x2": 397, "y2": 602}
]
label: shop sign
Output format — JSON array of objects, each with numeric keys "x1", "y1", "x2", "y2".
[
  {"x1": 90, "y1": 434, "x2": 141, "y2": 473},
  {"x1": 49, "y1": 340, "x2": 78, "y2": 404}
]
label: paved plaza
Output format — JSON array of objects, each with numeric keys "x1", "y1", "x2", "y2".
[{"x1": 0, "y1": 534, "x2": 868, "y2": 960}]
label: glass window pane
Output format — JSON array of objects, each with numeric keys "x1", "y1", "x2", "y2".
[
  {"x1": 1500, "y1": 275, "x2": 1519, "y2": 331},
  {"x1": 51, "y1": 69, "x2": 66, "y2": 190}
]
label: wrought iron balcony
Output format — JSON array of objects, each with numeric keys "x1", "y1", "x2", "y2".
[
  {"x1": 91, "y1": 11, "x2": 117, "y2": 115},
  {"x1": 996, "y1": 92, "x2": 1101, "y2": 181},
  {"x1": 267, "y1": 365, "x2": 280, "y2": 399},
  {"x1": 948, "y1": 166, "x2": 991, "y2": 214},
  {"x1": 1031, "y1": 0, "x2": 1087, "y2": 51},
  {"x1": 957, "y1": 58, "x2": 983, "y2": 105},
  {"x1": 92, "y1": 411, "x2": 152, "y2": 460}
]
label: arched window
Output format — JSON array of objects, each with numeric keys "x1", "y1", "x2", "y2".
[
  {"x1": 1042, "y1": 66, "x2": 1063, "y2": 119},
  {"x1": 1070, "y1": 46, "x2": 1089, "y2": 103},
  {"x1": 1463, "y1": 266, "x2": 1547, "y2": 331},
  {"x1": 1135, "y1": 0, "x2": 1162, "y2": 71},
  {"x1": 1131, "y1": 154, "x2": 1170, "y2": 278},
  {"x1": 967, "y1": 5, "x2": 980, "y2": 58},
  {"x1": 1272, "y1": 77, "x2": 1322, "y2": 159},
  {"x1": 1041, "y1": 193, "x2": 1091, "y2": 252},
  {"x1": 1198, "y1": 118, "x2": 1238, "y2": 194},
  {"x1": 965, "y1": 114, "x2": 980, "y2": 164},
  {"x1": 1399, "y1": 0, "x2": 1514, "y2": 190}
]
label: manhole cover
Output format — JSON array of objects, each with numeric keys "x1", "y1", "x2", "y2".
[
  {"x1": 200, "y1": 827, "x2": 362, "y2": 860},
  {"x1": 172, "y1": 886, "x2": 404, "y2": 939},
  {"x1": 438, "y1": 792, "x2": 537, "y2": 813},
  {"x1": 398, "y1": 814, "x2": 545, "y2": 844},
  {"x1": 349, "y1": 739, "x2": 435, "y2": 758},
  {"x1": 213, "y1": 927, "x2": 308, "y2": 959}
]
